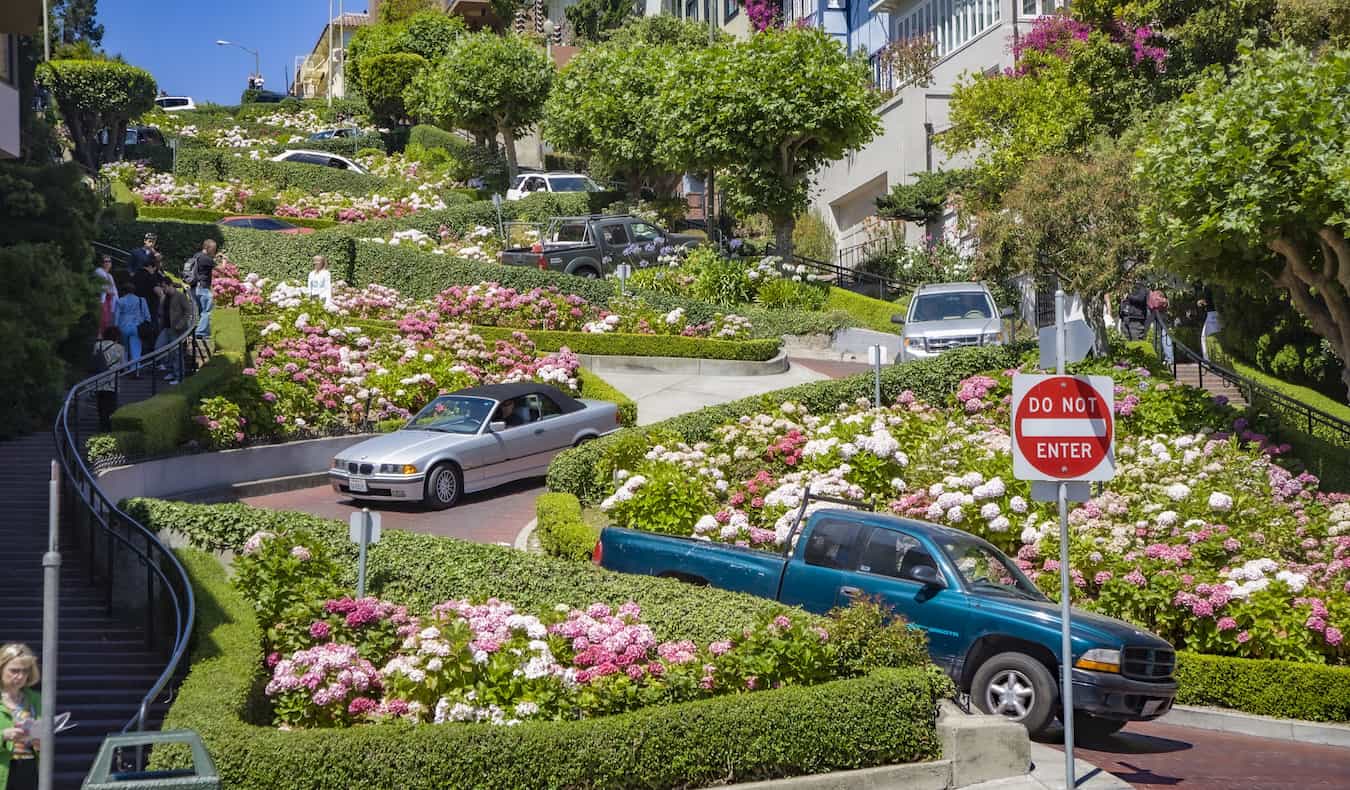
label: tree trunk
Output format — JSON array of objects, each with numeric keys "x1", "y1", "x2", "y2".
[
  {"x1": 1084, "y1": 292, "x2": 1110, "y2": 356},
  {"x1": 500, "y1": 123, "x2": 519, "y2": 181},
  {"x1": 773, "y1": 213, "x2": 796, "y2": 261},
  {"x1": 1269, "y1": 232, "x2": 1350, "y2": 400}
]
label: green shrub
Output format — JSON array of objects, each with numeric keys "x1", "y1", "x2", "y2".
[
  {"x1": 473, "y1": 325, "x2": 780, "y2": 362},
  {"x1": 1175, "y1": 651, "x2": 1350, "y2": 722},
  {"x1": 126, "y1": 498, "x2": 796, "y2": 643},
  {"x1": 547, "y1": 344, "x2": 1023, "y2": 503},
  {"x1": 133, "y1": 206, "x2": 338, "y2": 230},
  {"x1": 124, "y1": 142, "x2": 174, "y2": 171},
  {"x1": 108, "y1": 309, "x2": 247, "y2": 456},
  {"x1": 301, "y1": 134, "x2": 388, "y2": 156},
  {"x1": 174, "y1": 148, "x2": 387, "y2": 196},
  {"x1": 535, "y1": 492, "x2": 599, "y2": 560},
  {"x1": 152, "y1": 543, "x2": 943, "y2": 789},
  {"x1": 577, "y1": 367, "x2": 637, "y2": 425},
  {"x1": 792, "y1": 209, "x2": 837, "y2": 263},
  {"x1": 824, "y1": 288, "x2": 906, "y2": 334}
]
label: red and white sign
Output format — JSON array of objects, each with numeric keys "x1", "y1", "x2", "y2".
[{"x1": 1011, "y1": 374, "x2": 1115, "y2": 482}]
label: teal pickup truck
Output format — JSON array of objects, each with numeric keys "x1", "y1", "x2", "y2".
[{"x1": 595, "y1": 493, "x2": 1178, "y2": 738}]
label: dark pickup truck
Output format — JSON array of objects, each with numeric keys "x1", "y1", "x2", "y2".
[
  {"x1": 498, "y1": 214, "x2": 699, "y2": 279},
  {"x1": 595, "y1": 494, "x2": 1178, "y2": 738}
]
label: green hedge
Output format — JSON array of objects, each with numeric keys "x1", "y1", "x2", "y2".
[
  {"x1": 577, "y1": 367, "x2": 637, "y2": 426},
  {"x1": 548, "y1": 345, "x2": 1024, "y2": 504},
  {"x1": 106, "y1": 309, "x2": 247, "y2": 457},
  {"x1": 135, "y1": 205, "x2": 338, "y2": 230},
  {"x1": 174, "y1": 148, "x2": 387, "y2": 195},
  {"x1": 535, "y1": 492, "x2": 598, "y2": 561},
  {"x1": 473, "y1": 325, "x2": 781, "y2": 362},
  {"x1": 825, "y1": 288, "x2": 904, "y2": 334},
  {"x1": 126, "y1": 498, "x2": 795, "y2": 643},
  {"x1": 124, "y1": 142, "x2": 174, "y2": 172},
  {"x1": 152, "y1": 543, "x2": 942, "y2": 789},
  {"x1": 1175, "y1": 651, "x2": 1350, "y2": 722}
]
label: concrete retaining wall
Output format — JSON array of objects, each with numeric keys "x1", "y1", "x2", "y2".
[{"x1": 577, "y1": 350, "x2": 790, "y2": 376}]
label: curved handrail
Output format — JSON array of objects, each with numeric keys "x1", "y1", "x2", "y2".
[{"x1": 52, "y1": 248, "x2": 201, "y2": 741}]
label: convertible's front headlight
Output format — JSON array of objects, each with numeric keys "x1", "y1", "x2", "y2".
[
  {"x1": 1075, "y1": 648, "x2": 1121, "y2": 673},
  {"x1": 380, "y1": 463, "x2": 418, "y2": 474}
]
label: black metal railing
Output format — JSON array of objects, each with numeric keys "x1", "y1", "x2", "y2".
[
  {"x1": 766, "y1": 245, "x2": 921, "y2": 302},
  {"x1": 1159, "y1": 334, "x2": 1350, "y2": 449},
  {"x1": 52, "y1": 245, "x2": 207, "y2": 756},
  {"x1": 837, "y1": 235, "x2": 901, "y2": 273}
]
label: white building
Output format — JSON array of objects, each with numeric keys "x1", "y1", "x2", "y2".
[
  {"x1": 0, "y1": 0, "x2": 42, "y2": 159},
  {"x1": 295, "y1": 11, "x2": 371, "y2": 100}
]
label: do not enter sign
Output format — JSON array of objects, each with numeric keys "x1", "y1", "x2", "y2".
[{"x1": 1012, "y1": 374, "x2": 1115, "y2": 482}]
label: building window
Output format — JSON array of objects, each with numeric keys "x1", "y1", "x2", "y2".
[
  {"x1": 787, "y1": 0, "x2": 813, "y2": 22},
  {"x1": 686, "y1": 0, "x2": 699, "y2": 19},
  {"x1": 869, "y1": 51, "x2": 894, "y2": 94},
  {"x1": 895, "y1": 0, "x2": 1000, "y2": 60},
  {"x1": 1023, "y1": 0, "x2": 1065, "y2": 15},
  {"x1": 0, "y1": 35, "x2": 12, "y2": 87}
]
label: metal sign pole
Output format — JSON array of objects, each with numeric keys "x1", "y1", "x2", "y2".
[
  {"x1": 40, "y1": 461, "x2": 61, "y2": 790},
  {"x1": 1054, "y1": 289, "x2": 1076, "y2": 786},
  {"x1": 357, "y1": 508, "x2": 370, "y2": 598},
  {"x1": 873, "y1": 345, "x2": 882, "y2": 409}
]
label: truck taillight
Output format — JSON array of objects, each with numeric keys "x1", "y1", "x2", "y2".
[
  {"x1": 537, "y1": 254, "x2": 547, "y2": 270},
  {"x1": 591, "y1": 540, "x2": 603, "y2": 565}
]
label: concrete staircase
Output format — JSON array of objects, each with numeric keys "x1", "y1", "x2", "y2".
[
  {"x1": 1174, "y1": 362, "x2": 1248, "y2": 409},
  {"x1": 1, "y1": 374, "x2": 172, "y2": 789}
]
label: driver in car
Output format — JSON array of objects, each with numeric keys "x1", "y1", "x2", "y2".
[{"x1": 495, "y1": 399, "x2": 528, "y2": 427}]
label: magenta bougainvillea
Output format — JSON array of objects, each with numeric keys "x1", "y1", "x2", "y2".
[
  {"x1": 743, "y1": 0, "x2": 783, "y2": 31},
  {"x1": 1007, "y1": 11, "x2": 1167, "y2": 76}
]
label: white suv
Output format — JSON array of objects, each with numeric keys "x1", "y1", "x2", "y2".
[
  {"x1": 154, "y1": 96, "x2": 196, "y2": 112},
  {"x1": 892, "y1": 282, "x2": 1013, "y2": 363},
  {"x1": 506, "y1": 172, "x2": 603, "y2": 201}
]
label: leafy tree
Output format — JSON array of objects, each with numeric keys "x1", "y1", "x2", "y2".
[
  {"x1": 0, "y1": 162, "x2": 99, "y2": 437},
  {"x1": 1135, "y1": 43, "x2": 1350, "y2": 398},
  {"x1": 58, "y1": 0, "x2": 104, "y2": 47},
  {"x1": 38, "y1": 59, "x2": 156, "y2": 171},
  {"x1": 654, "y1": 27, "x2": 880, "y2": 258},
  {"x1": 1273, "y1": 0, "x2": 1350, "y2": 48},
  {"x1": 348, "y1": 11, "x2": 464, "y2": 94},
  {"x1": 600, "y1": 14, "x2": 729, "y2": 48},
  {"x1": 358, "y1": 53, "x2": 428, "y2": 126},
  {"x1": 376, "y1": 0, "x2": 439, "y2": 23},
  {"x1": 875, "y1": 169, "x2": 970, "y2": 226},
  {"x1": 974, "y1": 142, "x2": 1146, "y2": 353},
  {"x1": 404, "y1": 33, "x2": 552, "y2": 179},
  {"x1": 565, "y1": 0, "x2": 636, "y2": 45}
]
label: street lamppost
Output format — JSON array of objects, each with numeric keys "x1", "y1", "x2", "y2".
[{"x1": 215, "y1": 39, "x2": 261, "y2": 86}]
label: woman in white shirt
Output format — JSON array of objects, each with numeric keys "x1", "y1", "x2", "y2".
[
  {"x1": 93, "y1": 255, "x2": 118, "y2": 332},
  {"x1": 307, "y1": 255, "x2": 332, "y2": 305}
]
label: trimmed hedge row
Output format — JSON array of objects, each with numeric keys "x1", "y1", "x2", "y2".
[
  {"x1": 136, "y1": 205, "x2": 338, "y2": 230},
  {"x1": 472, "y1": 325, "x2": 780, "y2": 362},
  {"x1": 1175, "y1": 651, "x2": 1350, "y2": 722},
  {"x1": 548, "y1": 345, "x2": 1024, "y2": 504},
  {"x1": 576, "y1": 367, "x2": 637, "y2": 426},
  {"x1": 153, "y1": 547, "x2": 944, "y2": 788},
  {"x1": 174, "y1": 148, "x2": 388, "y2": 196},
  {"x1": 825, "y1": 288, "x2": 904, "y2": 334},
  {"x1": 106, "y1": 309, "x2": 248, "y2": 457},
  {"x1": 126, "y1": 498, "x2": 795, "y2": 643},
  {"x1": 535, "y1": 492, "x2": 598, "y2": 561}
]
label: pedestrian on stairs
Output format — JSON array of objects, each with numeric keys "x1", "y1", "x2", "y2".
[
  {"x1": 1197, "y1": 284, "x2": 1221, "y2": 361},
  {"x1": 1, "y1": 643, "x2": 42, "y2": 790},
  {"x1": 1147, "y1": 288, "x2": 1174, "y2": 366},
  {"x1": 94, "y1": 327, "x2": 125, "y2": 432}
]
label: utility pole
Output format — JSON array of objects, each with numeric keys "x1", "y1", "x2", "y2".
[
  {"x1": 328, "y1": 0, "x2": 334, "y2": 106},
  {"x1": 42, "y1": 0, "x2": 50, "y2": 61}
]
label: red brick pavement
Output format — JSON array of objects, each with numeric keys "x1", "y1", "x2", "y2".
[
  {"x1": 239, "y1": 476, "x2": 544, "y2": 546},
  {"x1": 1045, "y1": 720, "x2": 1350, "y2": 789}
]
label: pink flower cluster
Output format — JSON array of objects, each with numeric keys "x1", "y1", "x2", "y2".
[
  {"x1": 956, "y1": 375, "x2": 999, "y2": 413},
  {"x1": 325, "y1": 597, "x2": 413, "y2": 631},
  {"x1": 265, "y1": 642, "x2": 382, "y2": 712},
  {"x1": 549, "y1": 602, "x2": 661, "y2": 683},
  {"x1": 433, "y1": 283, "x2": 590, "y2": 333}
]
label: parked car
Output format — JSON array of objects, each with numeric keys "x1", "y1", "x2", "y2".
[
  {"x1": 124, "y1": 125, "x2": 165, "y2": 147},
  {"x1": 330, "y1": 383, "x2": 621, "y2": 509},
  {"x1": 498, "y1": 215, "x2": 700, "y2": 278},
  {"x1": 506, "y1": 172, "x2": 604, "y2": 201},
  {"x1": 217, "y1": 216, "x2": 315, "y2": 234},
  {"x1": 269, "y1": 149, "x2": 369, "y2": 175},
  {"x1": 891, "y1": 282, "x2": 1014, "y2": 364},
  {"x1": 249, "y1": 90, "x2": 287, "y2": 104},
  {"x1": 308, "y1": 128, "x2": 363, "y2": 140},
  {"x1": 595, "y1": 493, "x2": 1178, "y2": 739},
  {"x1": 154, "y1": 96, "x2": 196, "y2": 112}
]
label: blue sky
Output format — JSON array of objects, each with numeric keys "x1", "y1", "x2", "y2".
[{"x1": 100, "y1": 0, "x2": 368, "y2": 104}]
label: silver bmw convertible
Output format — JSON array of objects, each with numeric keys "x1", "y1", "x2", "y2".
[{"x1": 330, "y1": 382, "x2": 621, "y2": 509}]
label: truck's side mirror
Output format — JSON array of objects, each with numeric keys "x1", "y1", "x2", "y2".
[
  {"x1": 999, "y1": 306, "x2": 1015, "y2": 319},
  {"x1": 910, "y1": 565, "x2": 946, "y2": 588},
  {"x1": 890, "y1": 313, "x2": 906, "y2": 325}
]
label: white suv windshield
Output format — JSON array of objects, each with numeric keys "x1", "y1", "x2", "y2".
[{"x1": 910, "y1": 292, "x2": 993, "y2": 322}]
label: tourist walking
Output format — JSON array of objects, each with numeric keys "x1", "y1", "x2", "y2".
[
  {"x1": 1118, "y1": 284, "x2": 1149, "y2": 341},
  {"x1": 1147, "y1": 287, "x2": 1174, "y2": 366},
  {"x1": 307, "y1": 255, "x2": 332, "y2": 305},
  {"x1": 1198, "y1": 284, "x2": 1221, "y2": 361},
  {"x1": 127, "y1": 232, "x2": 157, "y2": 275},
  {"x1": 1, "y1": 643, "x2": 43, "y2": 790},
  {"x1": 186, "y1": 240, "x2": 218, "y2": 339},
  {"x1": 93, "y1": 254, "x2": 117, "y2": 332},
  {"x1": 93, "y1": 328, "x2": 125, "y2": 431},
  {"x1": 155, "y1": 283, "x2": 193, "y2": 384},
  {"x1": 132, "y1": 252, "x2": 168, "y2": 345},
  {"x1": 113, "y1": 277, "x2": 151, "y2": 373}
]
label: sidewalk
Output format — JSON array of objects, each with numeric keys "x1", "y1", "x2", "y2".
[{"x1": 600, "y1": 363, "x2": 829, "y2": 425}]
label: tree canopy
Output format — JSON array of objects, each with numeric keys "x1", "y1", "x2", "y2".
[
  {"x1": 1135, "y1": 42, "x2": 1350, "y2": 396},
  {"x1": 653, "y1": 27, "x2": 880, "y2": 257},
  {"x1": 358, "y1": 52, "x2": 428, "y2": 127},
  {"x1": 599, "y1": 14, "x2": 729, "y2": 48},
  {"x1": 405, "y1": 33, "x2": 552, "y2": 179},
  {"x1": 347, "y1": 11, "x2": 464, "y2": 92},
  {"x1": 38, "y1": 59, "x2": 156, "y2": 170},
  {"x1": 565, "y1": 0, "x2": 637, "y2": 45}
]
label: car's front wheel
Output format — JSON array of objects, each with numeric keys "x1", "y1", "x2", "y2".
[
  {"x1": 972, "y1": 652, "x2": 1057, "y2": 736},
  {"x1": 423, "y1": 463, "x2": 462, "y2": 510}
]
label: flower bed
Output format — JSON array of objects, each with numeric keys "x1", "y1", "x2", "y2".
[{"x1": 578, "y1": 353, "x2": 1350, "y2": 667}]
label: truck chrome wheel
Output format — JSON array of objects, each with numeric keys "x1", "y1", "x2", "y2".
[{"x1": 985, "y1": 669, "x2": 1035, "y2": 719}]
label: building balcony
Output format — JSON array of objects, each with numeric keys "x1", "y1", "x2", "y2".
[{"x1": 867, "y1": 0, "x2": 909, "y2": 14}]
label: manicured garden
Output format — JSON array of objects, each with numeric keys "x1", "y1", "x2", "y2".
[{"x1": 128, "y1": 502, "x2": 949, "y2": 788}]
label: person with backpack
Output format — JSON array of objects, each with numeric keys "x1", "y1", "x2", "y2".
[
  {"x1": 127, "y1": 232, "x2": 157, "y2": 275},
  {"x1": 113, "y1": 275, "x2": 151, "y2": 374},
  {"x1": 92, "y1": 327, "x2": 125, "y2": 432},
  {"x1": 184, "y1": 239, "x2": 218, "y2": 339},
  {"x1": 1118, "y1": 284, "x2": 1149, "y2": 341},
  {"x1": 154, "y1": 283, "x2": 193, "y2": 385}
]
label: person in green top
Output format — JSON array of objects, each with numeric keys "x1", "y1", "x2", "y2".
[{"x1": 0, "y1": 643, "x2": 41, "y2": 790}]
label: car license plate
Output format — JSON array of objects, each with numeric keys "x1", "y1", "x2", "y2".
[
  {"x1": 1142, "y1": 699, "x2": 1163, "y2": 717},
  {"x1": 348, "y1": 477, "x2": 368, "y2": 493}
]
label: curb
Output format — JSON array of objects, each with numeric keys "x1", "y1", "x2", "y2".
[
  {"x1": 1160, "y1": 704, "x2": 1350, "y2": 749},
  {"x1": 576, "y1": 350, "x2": 790, "y2": 376},
  {"x1": 722, "y1": 760, "x2": 953, "y2": 790},
  {"x1": 514, "y1": 518, "x2": 537, "y2": 552},
  {"x1": 174, "y1": 472, "x2": 332, "y2": 503}
]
